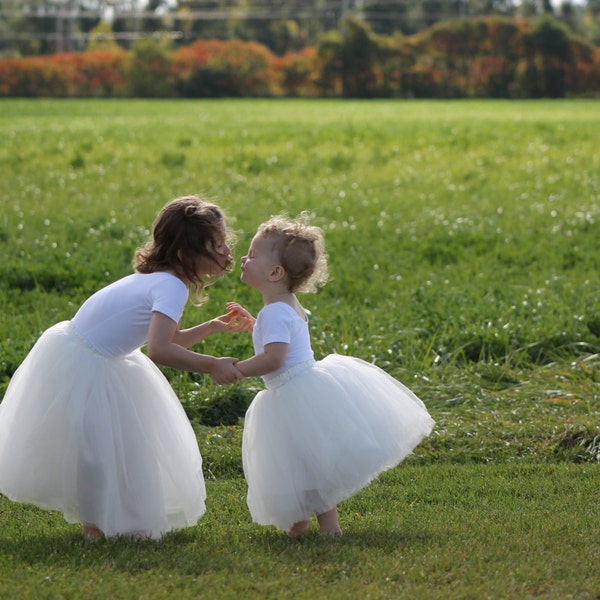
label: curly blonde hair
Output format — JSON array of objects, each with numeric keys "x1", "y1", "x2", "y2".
[
  {"x1": 133, "y1": 195, "x2": 231, "y2": 303},
  {"x1": 258, "y1": 212, "x2": 329, "y2": 293}
]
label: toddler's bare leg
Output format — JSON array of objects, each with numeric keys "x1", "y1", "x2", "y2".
[
  {"x1": 316, "y1": 507, "x2": 342, "y2": 537},
  {"x1": 288, "y1": 520, "x2": 309, "y2": 536}
]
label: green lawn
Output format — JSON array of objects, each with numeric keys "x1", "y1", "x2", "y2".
[
  {"x1": 0, "y1": 98, "x2": 599, "y2": 598},
  {"x1": 1, "y1": 464, "x2": 598, "y2": 599}
]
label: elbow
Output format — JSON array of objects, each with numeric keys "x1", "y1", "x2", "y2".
[
  {"x1": 265, "y1": 355, "x2": 286, "y2": 373},
  {"x1": 263, "y1": 344, "x2": 288, "y2": 374},
  {"x1": 271, "y1": 356, "x2": 286, "y2": 371},
  {"x1": 147, "y1": 344, "x2": 168, "y2": 366}
]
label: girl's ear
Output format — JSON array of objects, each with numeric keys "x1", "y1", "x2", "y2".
[{"x1": 269, "y1": 265, "x2": 286, "y2": 282}]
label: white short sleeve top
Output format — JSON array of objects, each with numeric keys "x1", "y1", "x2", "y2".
[
  {"x1": 252, "y1": 302, "x2": 314, "y2": 380},
  {"x1": 71, "y1": 272, "x2": 188, "y2": 357}
]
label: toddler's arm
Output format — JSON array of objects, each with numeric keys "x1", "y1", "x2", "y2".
[{"x1": 235, "y1": 342, "x2": 288, "y2": 378}]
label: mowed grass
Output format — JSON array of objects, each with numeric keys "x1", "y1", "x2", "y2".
[
  {"x1": 1, "y1": 464, "x2": 599, "y2": 599},
  {"x1": 0, "y1": 98, "x2": 599, "y2": 598}
]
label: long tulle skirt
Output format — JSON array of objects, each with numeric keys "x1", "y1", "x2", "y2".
[
  {"x1": 242, "y1": 354, "x2": 435, "y2": 531},
  {"x1": 0, "y1": 322, "x2": 206, "y2": 539}
]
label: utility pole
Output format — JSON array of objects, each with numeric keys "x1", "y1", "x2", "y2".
[
  {"x1": 52, "y1": 0, "x2": 78, "y2": 53},
  {"x1": 340, "y1": 0, "x2": 351, "y2": 98}
]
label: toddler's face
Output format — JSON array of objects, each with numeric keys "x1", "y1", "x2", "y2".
[{"x1": 240, "y1": 234, "x2": 279, "y2": 290}]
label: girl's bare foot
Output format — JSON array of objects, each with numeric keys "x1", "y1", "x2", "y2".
[
  {"x1": 82, "y1": 524, "x2": 103, "y2": 540},
  {"x1": 288, "y1": 520, "x2": 309, "y2": 536},
  {"x1": 317, "y1": 507, "x2": 342, "y2": 537}
]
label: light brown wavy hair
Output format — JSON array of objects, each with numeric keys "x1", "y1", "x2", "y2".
[
  {"x1": 258, "y1": 212, "x2": 329, "y2": 294},
  {"x1": 133, "y1": 195, "x2": 233, "y2": 304}
]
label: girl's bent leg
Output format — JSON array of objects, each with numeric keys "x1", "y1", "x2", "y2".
[
  {"x1": 288, "y1": 520, "x2": 309, "y2": 536},
  {"x1": 82, "y1": 524, "x2": 104, "y2": 540},
  {"x1": 317, "y1": 507, "x2": 342, "y2": 537}
]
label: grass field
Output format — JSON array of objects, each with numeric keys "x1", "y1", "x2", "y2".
[{"x1": 0, "y1": 98, "x2": 599, "y2": 598}]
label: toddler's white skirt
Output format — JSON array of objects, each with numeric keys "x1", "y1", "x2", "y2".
[
  {"x1": 0, "y1": 321, "x2": 206, "y2": 539},
  {"x1": 242, "y1": 354, "x2": 435, "y2": 531}
]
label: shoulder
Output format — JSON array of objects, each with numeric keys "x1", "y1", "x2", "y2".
[
  {"x1": 257, "y1": 303, "x2": 308, "y2": 331},
  {"x1": 130, "y1": 271, "x2": 187, "y2": 293},
  {"x1": 155, "y1": 271, "x2": 187, "y2": 290},
  {"x1": 259, "y1": 302, "x2": 301, "y2": 320},
  {"x1": 121, "y1": 272, "x2": 189, "y2": 310}
]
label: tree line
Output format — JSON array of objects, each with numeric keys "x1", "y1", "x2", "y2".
[
  {"x1": 1, "y1": 0, "x2": 599, "y2": 58},
  {"x1": 1, "y1": 15, "x2": 598, "y2": 98}
]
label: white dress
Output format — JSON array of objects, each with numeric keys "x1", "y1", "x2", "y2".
[
  {"x1": 0, "y1": 272, "x2": 206, "y2": 539},
  {"x1": 242, "y1": 302, "x2": 435, "y2": 531}
]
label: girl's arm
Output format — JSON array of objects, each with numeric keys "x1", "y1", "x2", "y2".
[
  {"x1": 173, "y1": 309, "x2": 253, "y2": 349},
  {"x1": 147, "y1": 311, "x2": 243, "y2": 385},
  {"x1": 235, "y1": 342, "x2": 288, "y2": 378},
  {"x1": 226, "y1": 302, "x2": 256, "y2": 327}
]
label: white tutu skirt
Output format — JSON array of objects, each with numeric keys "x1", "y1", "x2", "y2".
[
  {"x1": 242, "y1": 354, "x2": 435, "y2": 531},
  {"x1": 0, "y1": 322, "x2": 206, "y2": 539}
]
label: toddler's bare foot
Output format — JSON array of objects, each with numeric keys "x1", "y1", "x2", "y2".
[
  {"x1": 288, "y1": 520, "x2": 309, "y2": 537},
  {"x1": 317, "y1": 507, "x2": 342, "y2": 537},
  {"x1": 321, "y1": 527, "x2": 342, "y2": 537},
  {"x1": 82, "y1": 524, "x2": 103, "y2": 541}
]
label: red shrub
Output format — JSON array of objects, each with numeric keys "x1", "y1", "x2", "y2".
[
  {"x1": 172, "y1": 39, "x2": 277, "y2": 97},
  {"x1": 275, "y1": 48, "x2": 318, "y2": 97},
  {"x1": 0, "y1": 49, "x2": 127, "y2": 97}
]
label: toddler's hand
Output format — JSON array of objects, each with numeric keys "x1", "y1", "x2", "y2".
[
  {"x1": 212, "y1": 308, "x2": 254, "y2": 333},
  {"x1": 226, "y1": 302, "x2": 256, "y2": 328},
  {"x1": 210, "y1": 357, "x2": 244, "y2": 385}
]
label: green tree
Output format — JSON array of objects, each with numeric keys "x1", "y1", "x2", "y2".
[
  {"x1": 86, "y1": 20, "x2": 119, "y2": 52},
  {"x1": 127, "y1": 37, "x2": 175, "y2": 96},
  {"x1": 316, "y1": 17, "x2": 399, "y2": 97},
  {"x1": 582, "y1": 0, "x2": 600, "y2": 44},
  {"x1": 520, "y1": 15, "x2": 573, "y2": 96}
]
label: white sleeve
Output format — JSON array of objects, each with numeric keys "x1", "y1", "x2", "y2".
[
  {"x1": 258, "y1": 303, "x2": 294, "y2": 346},
  {"x1": 150, "y1": 277, "x2": 188, "y2": 323}
]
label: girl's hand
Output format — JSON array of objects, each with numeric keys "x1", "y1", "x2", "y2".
[
  {"x1": 212, "y1": 309, "x2": 254, "y2": 333},
  {"x1": 209, "y1": 357, "x2": 244, "y2": 385},
  {"x1": 226, "y1": 302, "x2": 256, "y2": 328}
]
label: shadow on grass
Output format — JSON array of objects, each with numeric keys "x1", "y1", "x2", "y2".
[
  {"x1": 254, "y1": 527, "x2": 429, "y2": 547},
  {"x1": 0, "y1": 524, "x2": 431, "y2": 575}
]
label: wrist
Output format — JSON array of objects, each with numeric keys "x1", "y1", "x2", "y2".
[
  {"x1": 206, "y1": 319, "x2": 221, "y2": 335},
  {"x1": 235, "y1": 359, "x2": 248, "y2": 378},
  {"x1": 198, "y1": 354, "x2": 217, "y2": 374}
]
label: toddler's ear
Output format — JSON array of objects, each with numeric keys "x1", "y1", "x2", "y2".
[{"x1": 269, "y1": 265, "x2": 286, "y2": 282}]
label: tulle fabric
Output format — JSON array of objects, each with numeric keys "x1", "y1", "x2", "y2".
[
  {"x1": 242, "y1": 354, "x2": 435, "y2": 531},
  {"x1": 0, "y1": 322, "x2": 206, "y2": 539}
]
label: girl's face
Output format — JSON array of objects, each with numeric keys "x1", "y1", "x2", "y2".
[
  {"x1": 199, "y1": 225, "x2": 233, "y2": 276},
  {"x1": 240, "y1": 233, "x2": 279, "y2": 291}
]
